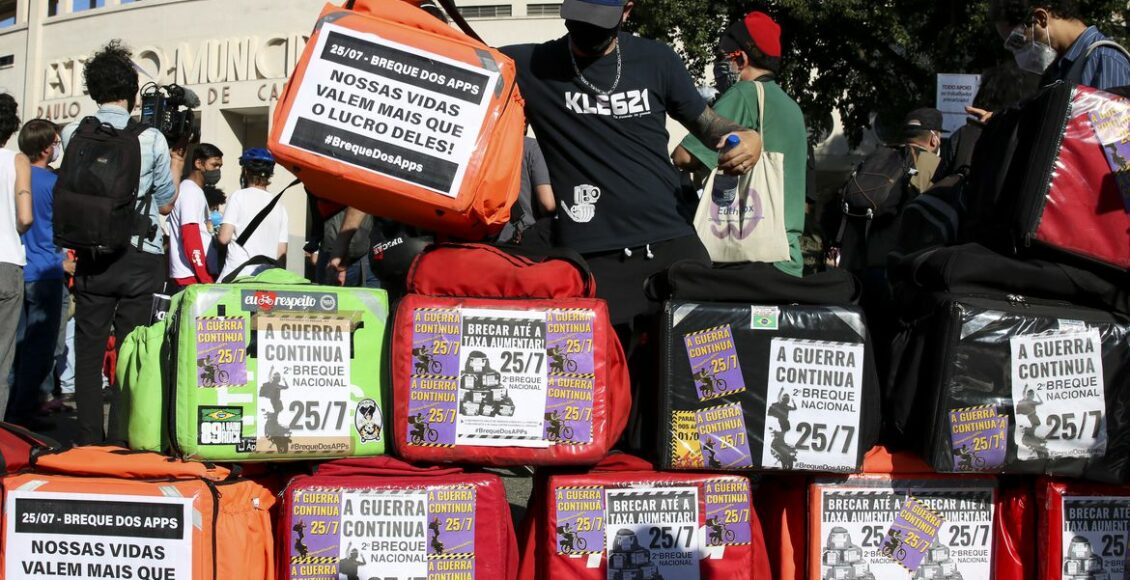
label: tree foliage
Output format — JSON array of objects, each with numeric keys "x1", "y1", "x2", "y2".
[{"x1": 626, "y1": 0, "x2": 1130, "y2": 146}]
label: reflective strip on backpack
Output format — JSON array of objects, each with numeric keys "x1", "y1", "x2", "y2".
[{"x1": 16, "y1": 479, "x2": 48, "y2": 492}]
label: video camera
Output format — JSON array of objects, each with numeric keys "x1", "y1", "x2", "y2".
[{"x1": 139, "y1": 82, "x2": 201, "y2": 145}]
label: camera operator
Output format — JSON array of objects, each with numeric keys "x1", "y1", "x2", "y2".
[{"x1": 61, "y1": 40, "x2": 185, "y2": 445}]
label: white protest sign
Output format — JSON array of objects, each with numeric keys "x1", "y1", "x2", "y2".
[
  {"x1": 1010, "y1": 330, "x2": 1106, "y2": 461},
  {"x1": 256, "y1": 315, "x2": 353, "y2": 453},
  {"x1": 5, "y1": 490, "x2": 193, "y2": 580},
  {"x1": 280, "y1": 23, "x2": 500, "y2": 198},
  {"x1": 936, "y1": 74, "x2": 981, "y2": 135},
  {"x1": 605, "y1": 487, "x2": 700, "y2": 580},
  {"x1": 762, "y1": 338, "x2": 864, "y2": 472}
]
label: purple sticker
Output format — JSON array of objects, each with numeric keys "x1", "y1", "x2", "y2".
[
  {"x1": 703, "y1": 478, "x2": 753, "y2": 547},
  {"x1": 949, "y1": 405, "x2": 1008, "y2": 472},
  {"x1": 289, "y1": 488, "x2": 343, "y2": 580},
  {"x1": 684, "y1": 325, "x2": 747, "y2": 401},
  {"x1": 195, "y1": 317, "x2": 247, "y2": 388},
  {"x1": 1090, "y1": 107, "x2": 1130, "y2": 214},
  {"x1": 554, "y1": 485, "x2": 605, "y2": 555},
  {"x1": 544, "y1": 309, "x2": 597, "y2": 445},
  {"x1": 427, "y1": 485, "x2": 476, "y2": 576},
  {"x1": 695, "y1": 403, "x2": 753, "y2": 469},
  {"x1": 407, "y1": 308, "x2": 461, "y2": 447},
  {"x1": 882, "y1": 496, "x2": 944, "y2": 573}
]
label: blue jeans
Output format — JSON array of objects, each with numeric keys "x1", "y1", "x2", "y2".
[{"x1": 8, "y1": 279, "x2": 64, "y2": 420}]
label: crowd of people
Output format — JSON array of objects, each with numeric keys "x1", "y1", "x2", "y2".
[{"x1": 0, "y1": 0, "x2": 1124, "y2": 449}]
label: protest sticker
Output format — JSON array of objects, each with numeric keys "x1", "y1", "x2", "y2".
[
  {"x1": 881, "y1": 496, "x2": 943, "y2": 572},
  {"x1": 763, "y1": 338, "x2": 864, "y2": 472},
  {"x1": 5, "y1": 490, "x2": 192, "y2": 580},
  {"x1": 703, "y1": 478, "x2": 752, "y2": 548},
  {"x1": 1089, "y1": 100, "x2": 1130, "y2": 214},
  {"x1": 814, "y1": 481, "x2": 995, "y2": 580},
  {"x1": 455, "y1": 309, "x2": 549, "y2": 448},
  {"x1": 750, "y1": 306, "x2": 780, "y2": 331},
  {"x1": 544, "y1": 309, "x2": 596, "y2": 445},
  {"x1": 669, "y1": 410, "x2": 705, "y2": 469},
  {"x1": 256, "y1": 315, "x2": 354, "y2": 455},
  {"x1": 290, "y1": 485, "x2": 476, "y2": 580},
  {"x1": 605, "y1": 487, "x2": 700, "y2": 580},
  {"x1": 280, "y1": 23, "x2": 500, "y2": 198},
  {"x1": 935, "y1": 73, "x2": 981, "y2": 134},
  {"x1": 1010, "y1": 329, "x2": 1106, "y2": 460},
  {"x1": 1060, "y1": 496, "x2": 1130, "y2": 579},
  {"x1": 407, "y1": 308, "x2": 461, "y2": 447},
  {"x1": 554, "y1": 486, "x2": 605, "y2": 555},
  {"x1": 240, "y1": 290, "x2": 340, "y2": 313},
  {"x1": 948, "y1": 405, "x2": 1008, "y2": 472},
  {"x1": 684, "y1": 325, "x2": 748, "y2": 401},
  {"x1": 695, "y1": 402, "x2": 753, "y2": 470},
  {"x1": 195, "y1": 317, "x2": 247, "y2": 387}
]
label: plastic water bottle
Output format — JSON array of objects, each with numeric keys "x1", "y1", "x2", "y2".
[{"x1": 711, "y1": 135, "x2": 741, "y2": 206}]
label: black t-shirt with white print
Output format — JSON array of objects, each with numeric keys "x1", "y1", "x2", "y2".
[{"x1": 502, "y1": 34, "x2": 708, "y2": 254}]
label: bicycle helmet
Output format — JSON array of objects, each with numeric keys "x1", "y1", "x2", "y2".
[{"x1": 239, "y1": 147, "x2": 275, "y2": 178}]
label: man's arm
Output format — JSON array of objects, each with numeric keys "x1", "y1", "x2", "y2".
[
  {"x1": 148, "y1": 131, "x2": 179, "y2": 215},
  {"x1": 682, "y1": 107, "x2": 763, "y2": 176},
  {"x1": 180, "y1": 223, "x2": 213, "y2": 283},
  {"x1": 534, "y1": 184, "x2": 556, "y2": 213},
  {"x1": 218, "y1": 223, "x2": 235, "y2": 246},
  {"x1": 327, "y1": 207, "x2": 368, "y2": 285},
  {"x1": 14, "y1": 154, "x2": 32, "y2": 234},
  {"x1": 671, "y1": 145, "x2": 704, "y2": 171}
]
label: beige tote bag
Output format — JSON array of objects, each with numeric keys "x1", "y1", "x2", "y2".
[{"x1": 693, "y1": 82, "x2": 790, "y2": 263}]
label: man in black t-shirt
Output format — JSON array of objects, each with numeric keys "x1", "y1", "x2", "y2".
[
  {"x1": 501, "y1": 0, "x2": 762, "y2": 328},
  {"x1": 502, "y1": 0, "x2": 761, "y2": 457}
]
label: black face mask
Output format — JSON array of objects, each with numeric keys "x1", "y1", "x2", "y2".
[{"x1": 565, "y1": 20, "x2": 620, "y2": 56}]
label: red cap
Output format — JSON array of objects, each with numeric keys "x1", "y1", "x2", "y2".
[{"x1": 743, "y1": 11, "x2": 781, "y2": 58}]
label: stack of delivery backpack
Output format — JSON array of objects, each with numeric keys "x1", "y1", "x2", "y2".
[{"x1": 886, "y1": 78, "x2": 1130, "y2": 484}]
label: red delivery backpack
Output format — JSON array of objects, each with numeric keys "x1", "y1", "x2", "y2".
[
  {"x1": 269, "y1": 0, "x2": 525, "y2": 239},
  {"x1": 0, "y1": 422, "x2": 58, "y2": 473},
  {"x1": 0, "y1": 446, "x2": 276, "y2": 580},
  {"x1": 392, "y1": 244, "x2": 630, "y2": 466},
  {"x1": 279, "y1": 456, "x2": 516, "y2": 580},
  {"x1": 966, "y1": 82, "x2": 1130, "y2": 274},
  {"x1": 517, "y1": 454, "x2": 770, "y2": 580},
  {"x1": 807, "y1": 446, "x2": 1033, "y2": 580},
  {"x1": 1038, "y1": 477, "x2": 1130, "y2": 580}
]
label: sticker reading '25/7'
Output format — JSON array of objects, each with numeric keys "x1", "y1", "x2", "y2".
[{"x1": 684, "y1": 324, "x2": 747, "y2": 401}]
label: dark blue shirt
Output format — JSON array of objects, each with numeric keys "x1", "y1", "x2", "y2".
[
  {"x1": 1048, "y1": 26, "x2": 1130, "y2": 91},
  {"x1": 21, "y1": 166, "x2": 63, "y2": 282}
]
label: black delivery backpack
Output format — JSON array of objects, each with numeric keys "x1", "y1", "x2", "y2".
[
  {"x1": 652, "y1": 262, "x2": 881, "y2": 473},
  {"x1": 888, "y1": 245, "x2": 1130, "y2": 483}
]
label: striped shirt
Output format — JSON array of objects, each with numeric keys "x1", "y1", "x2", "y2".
[{"x1": 1046, "y1": 26, "x2": 1130, "y2": 91}]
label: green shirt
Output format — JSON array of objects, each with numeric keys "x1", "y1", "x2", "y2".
[{"x1": 680, "y1": 80, "x2": 807, "y2": 277}]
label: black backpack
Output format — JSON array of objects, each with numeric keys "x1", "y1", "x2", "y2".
[
  {"x1": 53, "y1": 117, "x2": 150, "y2": 254},
  {"x1": 825, "y1": 145, "x2": 916, "y2": 271}
]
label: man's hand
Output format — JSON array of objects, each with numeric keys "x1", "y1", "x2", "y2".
[
  {"x1": 62, "y1": 254, "x2": 76, "y2": 276},
  {"x1": 326, "y1": 256, "x2": 347, "y2": 286},
  {"x1": 965, "y1": 106, "x2": 993, "y2": 124},
  {"x1": 717, "y1": 130, "x2": 763, "y2": 176}
]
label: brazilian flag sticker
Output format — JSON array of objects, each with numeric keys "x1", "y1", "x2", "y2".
[{"x1": 750, "y1": 306, "x2": 779, "y2": 331}]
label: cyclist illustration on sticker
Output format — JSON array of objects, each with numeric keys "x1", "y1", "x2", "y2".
[{"x1": 413, "y1": 344, "x2": 443, "y2": 375}]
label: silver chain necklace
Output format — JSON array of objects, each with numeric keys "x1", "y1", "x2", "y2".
[{"x1": 569, "y1": 40, "x2": 622, "y2": 96}]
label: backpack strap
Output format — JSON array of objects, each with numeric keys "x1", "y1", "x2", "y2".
[
  {"x1": 235, "y1": 179, "x2": 300, "y2": 248},
  {"x1": 1066, "y1": 39, "x2": 1130, "y2": 84}
]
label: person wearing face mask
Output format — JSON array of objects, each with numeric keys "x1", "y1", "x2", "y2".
[
  {"x1": 168, "y1": 143, "x2": 224, "y2": 288},
  {"x1": 501, "y1": 0, "x2": 763, "y2": 456},
  {"x1": 990, "y1": 0, "x2": 1130, "y2": 92},
  {"x1": 673, "y1": 11, "x2": 807, "y2": 278},
  {"x1": 7, "y1": 119, "x2": 62, "y2": 430}
]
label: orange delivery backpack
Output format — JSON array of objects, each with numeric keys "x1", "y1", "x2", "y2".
[
  {"x1": 269, "y1": 0, "x2": 525, "y2": 239},
  {"x1": 517, "y1": 454, "x2": 772, "y2": 580},
  {"x1": 278, "y1": 456, "x2": 517, "y2": 580},
  {"x1": 392, "y1": 243, "x2": 631, "y2": 467},
  {"x1": 0, "y1": 447, "x2": 275, "y2": 580}
]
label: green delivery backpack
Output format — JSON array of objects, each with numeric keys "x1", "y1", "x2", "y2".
[{"x1": 119, "y1": 268, "x2": 390, "y2": 461}]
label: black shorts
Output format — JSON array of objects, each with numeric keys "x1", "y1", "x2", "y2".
[{"x1": 583, "y1": 235, "x2": 710, "y2": 326}]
